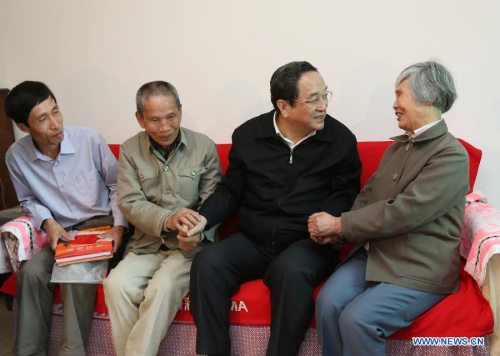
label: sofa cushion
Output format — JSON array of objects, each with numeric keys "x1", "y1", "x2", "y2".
[{"x1": 389, "y1": 260, "x2": 493, "y2": 338}]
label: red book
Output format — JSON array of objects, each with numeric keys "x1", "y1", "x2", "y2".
[{"x1": 55, "y1": 226, "x2": 113, "y2": 266}]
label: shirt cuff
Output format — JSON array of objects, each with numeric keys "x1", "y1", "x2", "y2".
[
  {"x1": 113, "y1": 215, "x2": 129, "y2": 229},
  {"x1": 36, "y1": 212, "x2": 53, "y2": 231}
]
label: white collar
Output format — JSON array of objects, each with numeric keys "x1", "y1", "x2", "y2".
[
  {"x1": 408, "y1": 118, "x2": 443, "y2": 137},
  {"x1": 273, "y1": 112, "x2": 316, "y2": 148}
]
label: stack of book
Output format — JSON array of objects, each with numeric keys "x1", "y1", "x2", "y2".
[{"x1": 55, "y1": 226, "x2": 113, "y2": 266}]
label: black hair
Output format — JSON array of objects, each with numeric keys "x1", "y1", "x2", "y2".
[
  {"x1": 5, "y1": 81, "x2": 57, "y2": 126},
  {"x1": 270, "y1": 61, "x2": 318, "y2": 112}
]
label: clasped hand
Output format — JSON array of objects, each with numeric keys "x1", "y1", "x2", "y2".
[
  {"x1": 167, "y1": 208, "x2": 203, "y2": 234},
  {"x1": 171, "y1": 209, "x2": 344, "y2": 248},
  {"x1": 172, "y1": 208, "x2": 208, "y2": 251},
  {"x1": 308, "y1": 212, "x2": 344, "y2": 245}
]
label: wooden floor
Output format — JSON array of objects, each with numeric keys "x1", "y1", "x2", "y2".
[{"x1": 0, "y1": 293, "x2": 14, "y2": 356}]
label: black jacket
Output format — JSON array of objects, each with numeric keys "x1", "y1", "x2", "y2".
[{"x1": 200, "y1": 110, "x2": 361, "y2": 254}]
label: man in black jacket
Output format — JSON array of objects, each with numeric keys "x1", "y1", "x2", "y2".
[{"x1": 182, "y1": 61, "x2": 361, "y2": 356}]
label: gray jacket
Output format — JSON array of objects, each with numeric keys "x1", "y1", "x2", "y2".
[{"x1": 341, "y1": 120, "x2": 469, "y2": 294}]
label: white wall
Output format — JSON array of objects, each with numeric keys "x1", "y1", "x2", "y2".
[{"x1": 1, "y1": 0, "x2": 499, "y2": 206}]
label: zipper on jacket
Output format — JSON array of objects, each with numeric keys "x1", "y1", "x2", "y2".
[
  {"x1": 271, "y1": 222, "x2": 277, "y2": 255},
  {"x1": 273, "y1": 136, "x2": 312, "y2": 254},
  {"x1": 288, "y1": 136, "x2": 312, "y2": 166},
  {"x1": 288, "y1": 148, "x2": 295, "y2": 175}
]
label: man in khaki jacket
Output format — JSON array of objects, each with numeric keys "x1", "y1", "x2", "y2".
[
  {"x1": 103, "y1": 81, "x2": 222, "y2": 356},
  {"x1": 309, "y1": 61, "x2": 470, "y2": 356}
]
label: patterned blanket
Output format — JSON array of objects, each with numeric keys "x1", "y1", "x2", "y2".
[
  {"x1": 460, "y1": 191, "x2": 500, "y2": 286},
  {"x1": 0, "y1": 216, "x2": 47, "y2": 273}
]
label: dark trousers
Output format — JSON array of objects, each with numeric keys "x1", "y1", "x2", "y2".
[{"x1": 190, "y1": 233, "x2": 338, "y2": 356}]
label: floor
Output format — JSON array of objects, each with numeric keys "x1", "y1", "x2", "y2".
[{"x1": 0, "y1": 292, "x2": 14, "y2": 356}]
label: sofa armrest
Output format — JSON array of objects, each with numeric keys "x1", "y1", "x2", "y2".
[
  {"x1": 480, "y1": 255, "x2": 500, "y2": 354},
  {"x1": 460, "y1": 191, "x2": 500, "y2": 286}
]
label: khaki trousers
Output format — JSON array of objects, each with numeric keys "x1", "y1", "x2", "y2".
[{"x1": 103, "y1": 245, "x2": 202, "y2": 356}]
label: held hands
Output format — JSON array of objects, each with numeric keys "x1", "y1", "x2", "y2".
[
  {"x1": 177, "y1": 233, "x2": 202, "y2": 252},
  {"x1": 44, "y1": 219, "x2": 74, "y2": 251},
  {"x1": 97, "y1": 225, "x2": 125, "y2": 253},
  {"x1": 164, "y1": 209, "x2": 207, "y2": 252},
  {"x1": 308, "y1": 212, "x2": 344, "y2": 245},
  {"x1": 169, "y1": 211, "x2": 207, "y2": 251},
  {"x1": 176, "y1": 215, "x2": 207, "y2": 250},
  {"x1": 178, "y1": 215, "x2": 207, "y2": 238},
  {"x1": 166, "y1": 208, "x2": 202, "y2": 235}
]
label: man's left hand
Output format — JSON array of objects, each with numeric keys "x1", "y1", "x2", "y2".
[{"x1": 98, "y1": 225, "x2": 125, "y2": 253}]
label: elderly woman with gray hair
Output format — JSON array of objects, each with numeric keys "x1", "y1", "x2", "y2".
[{"x1": 308, "y1": 61, "x2": 469, "y2": 355}]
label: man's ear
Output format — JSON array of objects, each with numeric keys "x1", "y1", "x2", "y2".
[
  {"x1": 16, "y1": 122, "x2": 30, "y2": 134},
  {"x1": 277, "y1": 99, "x2": 290, "y2": 118},
  {"x1": 135, "y1": 111, "x2": 146, "y2": 129}
]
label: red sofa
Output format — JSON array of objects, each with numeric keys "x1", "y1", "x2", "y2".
[{"x1": 1, "y1": 139, "x2": 493, "y2": 355}]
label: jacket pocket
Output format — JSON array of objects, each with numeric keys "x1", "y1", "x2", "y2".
[
  {"x1": 178, "y1": 166, "x2": 206, "y2": 199},
  {"x1": 396, "y1": 236, "x2": 442, "y2": 285},
  {"x1": 137, "y1": 169, "x2": 159, "y2": 202}
]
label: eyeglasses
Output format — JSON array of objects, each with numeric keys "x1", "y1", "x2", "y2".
[{"x1": 293, "y1": 90, "x2": 332, "y2": 107}]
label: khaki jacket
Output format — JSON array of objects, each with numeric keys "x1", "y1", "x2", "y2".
[
  {"x1": 118, "y1": 128, "x2": 222, "y2": 255},
  {"x1": 341, "y1": 120, "x2": 469, "y2": 293}
]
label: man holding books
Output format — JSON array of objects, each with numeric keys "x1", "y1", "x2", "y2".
[
  {"x1": 4, "y1": 81, "x2": 128, "y2": 356},
  {"x1": 103, "y1": 81, "x2": 222, "y2": 356}
]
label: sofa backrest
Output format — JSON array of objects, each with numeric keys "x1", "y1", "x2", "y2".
[{"x1": 109, "y1": 139, "x2": 481, "y2": 190}]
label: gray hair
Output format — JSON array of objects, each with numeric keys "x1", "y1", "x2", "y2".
[
  {"x1": 136, "y1": 81, "x2": 181, "y2": 115},
  {"x1": 395, "y1": 61, "x2": 457, "y2": 113}
]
